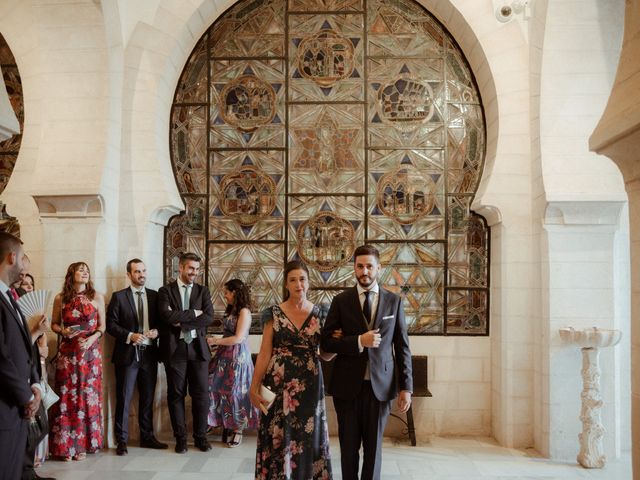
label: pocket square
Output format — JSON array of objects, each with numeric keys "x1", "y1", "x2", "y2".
[{"x1": 382, "y1": 315, "x2": 395, "y2": 320}]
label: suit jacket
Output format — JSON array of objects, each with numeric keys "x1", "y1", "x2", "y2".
[
  {"x1": 157, "y1": 281, "x2": 214, "y2": 363},
  {"x1": 0, "y1": 293, "x2": 39, "y2": 431},
  {"x1": 321, "y1": 285, "x2": 413, "y2": 402},
  {"x1": 106, "y1": 287, "x2": 160, "y2": 366}
]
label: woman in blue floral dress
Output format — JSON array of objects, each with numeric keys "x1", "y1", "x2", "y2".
[
  {"x1": 207, "y1": 278, "x2": 259, "y2": 447},
  {"x1": 251, "y1": 260, "x2": 334, "y2": 480}
]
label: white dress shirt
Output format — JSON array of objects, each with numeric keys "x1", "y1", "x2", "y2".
[
  {"x1": 176, "y1": 278, "x2": 197, "y2": 341},
  {"x1": 126, "y1": 286, "x2": 151, "y2": 346},
  {"x1": 356, "y1": 281, "x2": 380, "y2": 380}
]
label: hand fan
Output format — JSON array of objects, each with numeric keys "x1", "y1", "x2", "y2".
[{"x1": 17, "y1": 289, "x2": 53, "y2": 318}]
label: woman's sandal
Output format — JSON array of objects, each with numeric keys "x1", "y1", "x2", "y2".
[
  {"x1": 227, "y1": 431, "x2": 242, "y2": 448},
  {"x1": 73, "y1": 453, "x2": 86, "y2": 461}
]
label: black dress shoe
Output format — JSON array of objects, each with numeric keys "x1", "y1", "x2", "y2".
[
  {"x1": 140, "y1": 437, "x2": 169, "y2": 449},
  {"x1": 175, "y1": 438, "x2": 188, "y2": 454},
  {"x1": 116, "y1": 441, "x2": 128, "y2": 456},
  {"x1": 33, "y1": 475, "x2": 56, "y2": 480},
  {"x1": 194, "y1": 438, "x2": 212, "y2": 452}
]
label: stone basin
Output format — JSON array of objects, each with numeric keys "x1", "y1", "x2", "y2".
[{"x1": 559, "y1": 327, "x2": 622, "y2": 348}]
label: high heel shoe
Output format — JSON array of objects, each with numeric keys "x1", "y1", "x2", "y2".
[{"x1": 227, "y1": 431, "x2": 242, "y2": 448}]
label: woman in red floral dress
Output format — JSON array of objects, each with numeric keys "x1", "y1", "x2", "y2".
[{"x1": 49, "y1": 262, "x2": 106, "y2": 461}]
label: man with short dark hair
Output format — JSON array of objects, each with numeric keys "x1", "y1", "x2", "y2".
[
  {"x1": 106, "y1": 258, "x2": 168, "y2": 456},
  {"x1": 321, "y1": 244, "x2": 413, "y2": 480},
  {"x1": 0, "y1": 232, "x2": 43, "y2": 480},
  {"x1": 158, "y1": 252, "x2": 214, "y2": 453}
]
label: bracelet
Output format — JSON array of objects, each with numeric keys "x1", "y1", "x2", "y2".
[{"x1": 94, "y1": 330, "x2": 103, "y2": 338}]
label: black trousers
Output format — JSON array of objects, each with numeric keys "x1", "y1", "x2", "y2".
[
  {"x1": 333, "y1": 381, "x2": 391, "y2": 480},
  {"x1": 114, "y1": 347, "x2": 158, "y2": 443},
  {"x1": 1, "y1": 418, "x2": 27, "y2": 480},
  {"x1": 165, "y1": 341, "x2": 209, "y2": 440}
]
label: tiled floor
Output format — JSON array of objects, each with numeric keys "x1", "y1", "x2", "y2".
[{"x1": 37, "y1": 435, "x2": 631, "y2": 479}]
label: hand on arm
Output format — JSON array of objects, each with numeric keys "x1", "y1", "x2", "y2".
[
  {"x1": 321, "y1": 301, "x2": 361, "y2": 356},
  {"x1": 319, "y1": 329, "x2": 343, "y2": 361}
]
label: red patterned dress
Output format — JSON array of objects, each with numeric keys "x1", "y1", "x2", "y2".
[{"x1": 49, "y1": 293, "x2": 103, "y2": 459}]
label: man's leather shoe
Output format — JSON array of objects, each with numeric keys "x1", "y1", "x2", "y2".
[
  {"x1": 194, "y1": 438, "x2": 212, "y2": 452},
  {"x1": 33, "y1": 475, "x2": 56, "y2": 480},
  {"x1": 116, "y1": 441, "x2": 128, "y2": 456},
  {"x1": 140, "y1": 437, "x2": 168, "y2": 449},
  {"x1": 175, "y1": 437, "x2": 188, "y2": 454}
]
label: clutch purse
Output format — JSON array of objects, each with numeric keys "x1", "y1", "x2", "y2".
[
  {"x1": 259, "y1": 384, "x2": 276, "y2": 415},
  {"x1": 41, "y1": 381, "x2": 60, "y2": 410}
]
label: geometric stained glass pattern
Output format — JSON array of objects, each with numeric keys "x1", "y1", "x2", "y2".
[
  {"x1": 167, "y1": 0, "x2": 489, "y2": 335},
  {"x1": 0, "y1": 33, "x2": 22, "y2": 237}
]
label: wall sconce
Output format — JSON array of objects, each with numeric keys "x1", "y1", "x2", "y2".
[{"x1": 496, "y1": 1, "x2": 529, "y2": 22}]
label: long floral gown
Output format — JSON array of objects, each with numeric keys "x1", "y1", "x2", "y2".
[
  {"x1": 208, "y1": 311, "x2": 260, "y2": 431},
  {"x1": 255, "y1": 304, "x2": 332, "y2": 480},
  {"x1": 49, "y1": 293, "x2": 103, "y2": 458}
]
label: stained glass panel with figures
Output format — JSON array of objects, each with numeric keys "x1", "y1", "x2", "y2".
[
  {"x1": 167, "y1": 0, "x2": 489, "y2": 335},
  {"x1": 0, "y1": 34, "x2": 22, "y2": 236}
]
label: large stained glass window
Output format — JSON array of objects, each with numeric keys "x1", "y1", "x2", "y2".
[
  {"x1": 166, "y1": 0, "x2": 489, "y2": 335},
  {"x1": 0, "y1": 33, "x2": 23, "y2": 236}
]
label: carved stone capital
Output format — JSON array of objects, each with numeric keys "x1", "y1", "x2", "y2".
[
  {"x1": 543, "y1": 201, "x2": 625, "y2": 227},
  {"x1": 150, "y1": 205, "x2": 183, "y2": 226},
  {"x1": 32, "y1": 194, "x2": 104, "y2": 219}
]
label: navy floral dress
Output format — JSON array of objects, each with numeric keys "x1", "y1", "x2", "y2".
[
  {"x1": 255, "y1": 304, "x2": 332, "y2": 480},
  {"x1": 208, "y1": 312, "x2": 259, "y2": 431}
]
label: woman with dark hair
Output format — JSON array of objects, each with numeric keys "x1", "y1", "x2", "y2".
[
  {"x1": 49, "y1": 262, "x2": 105, "y2": 461},
  {"x1": 207, "y1": 278, "x2": 259, "y2": 447},
  {"x1": 250, "y1": 260, "x2": 336, "y2": 479},
  {"x1": 20, "y1": 272, "x2": 35, "y2": 293}
]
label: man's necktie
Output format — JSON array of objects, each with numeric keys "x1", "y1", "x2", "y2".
[
  {"x1": 182, "y1": 285, "x2": 193, "y2": 344},
  {"x1": 7, "y1": 289, "x2": 28, "y2": 335},
  {"x1": 363, "y1": 290, "x2": 372, "y2": 327},
  {"x1": 136, "y1": 291, "x2": 144, "y2": 333}
]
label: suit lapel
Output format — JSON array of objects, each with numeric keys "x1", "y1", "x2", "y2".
[
  {"x1": 146, "y1": 288, "x2": 157, "y2": 329},
  {"x1": 0, "y1": 293, "x2": 31, "y2": 348},
  {"x1": 372, "y1": 288, "x2": 388, "y2": 330},
  {"x1": 188, "y1": 284, "x2": 198, "y2": 309},
  {"x1": 169, "y1": 281, "x2": 182, "y2": 310},
  {"x1": 125, "y1": 289, "x2": 139, "y2": 330},
  {"x1": 347, "y1": 286, "x2": 368, "y2": 332}
]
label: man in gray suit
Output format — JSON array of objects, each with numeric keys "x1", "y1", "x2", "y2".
[{"x1": 321, "y1": 244, "x2": 412, "y2": 480}]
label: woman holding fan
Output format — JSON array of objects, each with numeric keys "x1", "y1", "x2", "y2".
[{"x1": 49, "y1": 262, "x2": 105, "y2": 461}]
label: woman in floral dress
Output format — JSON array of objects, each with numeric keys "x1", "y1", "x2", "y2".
[
  {"x1": 207, "y1": 278, "x2": 259, "y2": 447},
  {"x1": 49, "y1": 262, "x2": 105, "y2": 461},
  {"x1": 250, "y1": 260, "x2": 334, "y2": 480}
]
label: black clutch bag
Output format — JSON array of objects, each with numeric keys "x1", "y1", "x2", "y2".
[{"x1": 26, "y1": 402, "x2": 49, "y2": 449}]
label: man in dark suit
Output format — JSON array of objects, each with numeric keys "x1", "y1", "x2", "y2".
[
  {"x1": 0, "y1": 232, "x2": 42, "y2": 480},
  {"x1": 158, "y1": 252, "x2": 214, "y2": 453},
  {"x1": 321, "y1": 244, "x2": 413, "y2": 480},
  {"x1": 106, "y1": 258, "x2": 168, "y2": 456}
]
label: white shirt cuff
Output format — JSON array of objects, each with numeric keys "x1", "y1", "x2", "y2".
[
  {"x1": 358, "y1": 335, "x2": 364, "y2": 352},
  {"x1": 126, "y1": 332, "x2": 133, "y2": 344}
]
